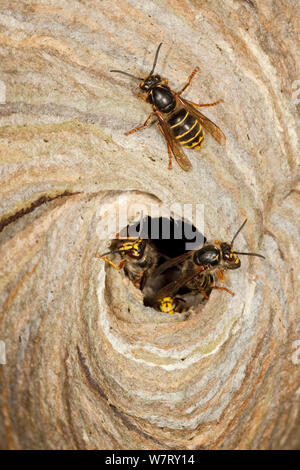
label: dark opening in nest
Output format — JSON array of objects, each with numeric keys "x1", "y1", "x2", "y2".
[{"x1": 107, "y1": 216, "x2": 208, "y2": 313}]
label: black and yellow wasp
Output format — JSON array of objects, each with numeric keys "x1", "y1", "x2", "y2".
[
  {"x1": 156, "y1": 274, "x2": 216, "y2": 315},
  {"x1": 95, "y1": 214, "x2": 159, "y2": 289},
  {"x1": 111, "y1": 43, "x2": 226, "y2": 171},
  {"x1": 152, "y1": 220, "x2": 265, "y2": 302}
]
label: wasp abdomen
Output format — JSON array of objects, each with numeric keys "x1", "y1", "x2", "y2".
[{"x1": 169, "y1": 109, "x2": 204, "y2": 149}]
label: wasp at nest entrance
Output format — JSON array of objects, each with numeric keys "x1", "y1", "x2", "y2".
[
  {"x1": 96, "y1": 216, "x2": 265, "y2": 316},
  {"x1": 96, "y1": 215, "x2": 210, "y2": 315}
]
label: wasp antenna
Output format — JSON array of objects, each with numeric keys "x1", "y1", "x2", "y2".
[
  {"x1": 234, "y1": 251, "x2": 265, "y2": 260},
  {"x1": 150, "y1": 43, "x2": 163, "y2": 75},
  {"x1": 110, "y1": 70, "x2": 143, "y2": 80},
  {"x1": 231, "y1": 219, "x2": 247, "y2": 246},
  {"x1": 96, "y1": 248, "x2": 122, "y2": 258}
]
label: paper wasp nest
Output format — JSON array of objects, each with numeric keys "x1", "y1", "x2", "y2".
[{"x1": 0, "y1": 0, "x2": 299, "y2": 450}]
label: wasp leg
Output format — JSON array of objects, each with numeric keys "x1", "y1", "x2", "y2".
[
  {"x1": 200, "y1": 290, "x2": 210, "y2": 299},
  {"x1": 125, "y1": 112, "x2": 155, "y2": 136},
  {"x1": 95, "y1": 254, "x2": 125, "y2": 271},
  {"x1": 132, "y1": 272, "x2": 145, "y2": 289},
  {"x1": 138, "y1": 93, "x2": 148, "y2": 102},
  {"x1": 212, "y1": 285, "x2": 235, "y2": 296},
  {"x1": 185, "y1": 98, "x2": 224, "y2": 108},
  {"x1": 217, "y1": 269, "x2": 226, "y2": 282},
  {"x1": 177, "y1": 67, "x2": 200, "y2": 95},
  {"x1": 162, "y1": 77, "x2": 168, "y2": 85}
]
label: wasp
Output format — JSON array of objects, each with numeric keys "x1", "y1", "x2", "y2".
[
  {"x1": 95, "y1": 214, "x2": 159, "y2": 289},
  {"x1": 155, "y1": 274, "x2": 217, "y2": 314},
  {"x1": 111, "y1": 43, "x2": 226, "y2": 171},
  {"x1": 152, "y1": 219, "x2": 265, "y2": 302}
]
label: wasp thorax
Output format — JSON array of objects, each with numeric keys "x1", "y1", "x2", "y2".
[
  {"x1": 140, "y1": 74, "x2": 161, "y2": 91},
  {"x1": 194, "y1": 245, "x2": 220, "y2": 267}
]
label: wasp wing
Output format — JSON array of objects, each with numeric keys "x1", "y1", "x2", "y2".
[
  {"x1": 151, "y1": 251, "x2": 195, "y2": 278},
  {"x1": 155, "y1": 266, "x2": 207, "y2": 300},
  {"x1": 155, "y1": 109, "x2": 192, "y2": 172},
  {"x1": 176, "y1": 96, "x2": 226, "y2": 146}
]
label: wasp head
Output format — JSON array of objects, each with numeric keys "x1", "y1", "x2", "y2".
[
  {"x1": 219, "y1": 242, "x2": 241, "y2": 269},
  {"x1": 110, "y1": 43, "x2": 163, "y2": 95},
  {"x1": 120, "y1": 239, "x2": 146, "y2": 260},
  {"x1": 158, "y1": 297, "x2": 176, "y2": 314},
  {"x1": 140, "y1": 74, "x2": 161, "y2": 92},
  {"x1": 158, "y1": 296, "x2": 185, "y2": 314},
  {"x1": 217, "y1": 219, "x2": 265, "y2": 269}
]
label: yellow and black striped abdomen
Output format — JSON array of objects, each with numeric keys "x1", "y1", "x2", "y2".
[{"x1": 168, "y1": 109, "x2": 204, "y2": 149}]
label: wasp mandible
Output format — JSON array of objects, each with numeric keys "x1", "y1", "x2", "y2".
[{"x1": 111, "y1": 43, "x2": 226, "y2": 171}]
